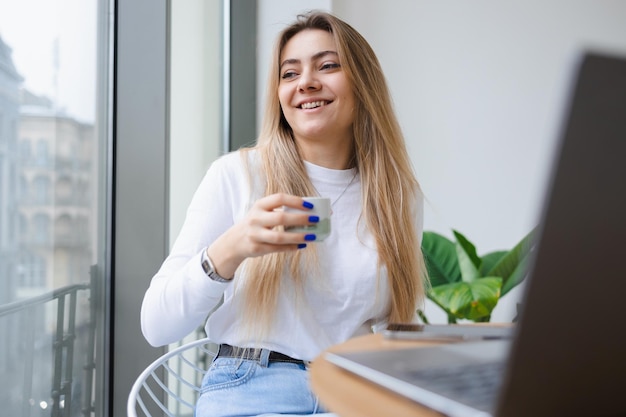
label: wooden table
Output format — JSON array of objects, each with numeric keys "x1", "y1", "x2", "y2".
[
  {"x1": 311, "y1": 324, "x2": 513, "y2": 416},
  {"x1": 309, "y1": 333, "x2": 450, "y2": 417}
]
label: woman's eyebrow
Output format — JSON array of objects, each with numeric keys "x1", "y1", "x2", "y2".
[
  {"x1": 312, "y1": 50, "x2": 338, "y2": 61},
  {"x1": 280, "y1": 50, "x2": 339, "y2": 69}
]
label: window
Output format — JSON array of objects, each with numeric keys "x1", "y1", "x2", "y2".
[
  {"x1": 55, "y1": 175, "x2": 73, "y2": 203},
  {"x1": 54, "y1": 213, "x2": 73, "y2": 243},
  {"x1": 19, "y1": 139, "x2": 30, "y2": 163},
  {"x1": 33, "y1": 175, "x2": 50, "y2": 204},
  {"x1": 0, "y1": 1, "x2": 112, "y2": 416},
  {"x1": 18, "y1": 174, "x2": 27, "y2": 203},
  {"x1": 17, "y1": 251, "x2": 45, "y2": 288},
  {"x1": 0, "y1": 112, "x2": 4, "y2": 145},
  {"x1": 35, "y1": 139, "x2": 49, "y2": 167},
  {"x1": 32, "y1": 213, "x2": 50, "y2": 245}
]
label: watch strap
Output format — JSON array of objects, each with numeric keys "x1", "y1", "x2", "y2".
[{"x1": 201, "y1": 249, "x2": 231, "y2": 283}]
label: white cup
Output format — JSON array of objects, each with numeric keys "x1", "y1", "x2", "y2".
[{"x1": 285, "y1": 197, "x2": 331, "y2": 241}]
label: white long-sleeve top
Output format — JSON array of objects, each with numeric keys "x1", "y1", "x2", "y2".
[{"x1": 141, "y1": 150, "x2": 423, "y2": 361}]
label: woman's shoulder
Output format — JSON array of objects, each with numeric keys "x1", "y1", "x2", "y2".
[
  {"x1": 200, "y1": 148, "x2": 264, "y2": 203},
  {"x1": 209, "y1": 148, "x2": 260, "y2": 174},
  {"x1": 202, "y1": 149, "x2": 264, "y2": 196}
]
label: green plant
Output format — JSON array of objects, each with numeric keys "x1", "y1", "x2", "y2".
[{"x1": 419, "y1": 229, "x2": 536, "y2": 323}]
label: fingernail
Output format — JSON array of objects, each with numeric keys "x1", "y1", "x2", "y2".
[
  {"x1": 302, "y1": 201, "x2": 314, "y2": 209},
  {"x1": 308, "y1": 215, "x2": 319, "y2": 223},
  {"x1": 304, "y1": 234, "x2": 316, "y2": 241},
  {"x1": 297, "y1": 243, "x2": 307, "y2": 249}
]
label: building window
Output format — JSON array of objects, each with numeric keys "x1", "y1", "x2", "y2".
[
  {"x1": 17, "y1": 251, "x2": 45, "y2": 288},
  {"x1": 33, "y1": 175, "x2": 50, "y2": 204},
  {"x1": 55, "y1": 176, "x2": 73, "y2": 203},
  {"x1": 19, "y1": 140, "x2": 31, "y2": 163},
  {"x1": 54, "y1": 213, "x2": 73, "y2": 243},
  {"x1": 18, "y1": 175, "x2": 28, "y2": 203},
  {"x1": 32, "y1": 213, "x2": 50, "y2": 244},
  {"x1": 35, "y1": 139, "x2": 48, "y2": 167},
  {"x1": 19, "y1": 212, "x2": 28, "y2": 237}
]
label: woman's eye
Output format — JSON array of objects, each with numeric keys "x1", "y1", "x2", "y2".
[
  {"x1": 281, "y1": 71, "x2": 297, "y2": 79},
  {"x1": 321, "y1": 62, "x2": 340, "y2": 71}
]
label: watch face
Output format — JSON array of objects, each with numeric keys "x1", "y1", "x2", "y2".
[
  {"x1": 202, "y1": 259, "x2": 211, "y2": 274},
  {"x1": 201, "y1": 251, "x2": 230, "y2": 282}
]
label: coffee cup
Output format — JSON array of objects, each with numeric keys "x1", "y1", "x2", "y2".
[{"x1": 285, "y1": 197, "x2": 331, "y2": 241}]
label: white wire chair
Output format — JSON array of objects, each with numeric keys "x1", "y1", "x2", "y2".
[{"x1": 127, "y1": 337, "x2": 218, "y2": 417}]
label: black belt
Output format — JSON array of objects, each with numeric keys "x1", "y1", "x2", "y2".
[{"x1": 216, "y1": 344, "x2": 305, "y2": 365}]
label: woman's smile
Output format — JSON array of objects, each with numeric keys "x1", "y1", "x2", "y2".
[{"x1": 298, "y1": 100, "x2": 332, "y2": 110}]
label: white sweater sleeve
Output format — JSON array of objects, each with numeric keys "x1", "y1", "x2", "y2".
[{"x1": 140, "y1": 153, "x2": 245, "y2": 346}]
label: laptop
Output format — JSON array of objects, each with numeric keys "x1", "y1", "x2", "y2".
[{"x1": 325, "y1": 52, "x2": 626, "y2": 417}]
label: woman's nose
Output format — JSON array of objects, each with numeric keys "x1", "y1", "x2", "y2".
[{"x1": 298, "y1": 69, "x2": 321, "y2": 92}]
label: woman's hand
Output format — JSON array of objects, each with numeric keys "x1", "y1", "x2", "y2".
[{"x1": 206, "y1": 193, "x2": 318, "y2": 279}]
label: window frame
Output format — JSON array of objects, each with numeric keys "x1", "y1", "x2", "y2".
[
  {"x1": 111, "y1": 0, "x2": 257, "y2": 414},
  {"x1": 111, "y1": 0, "x2": 169, "y2": 415}
]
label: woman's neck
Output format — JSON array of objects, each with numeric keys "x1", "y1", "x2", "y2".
[{"x1": 296, "y1": 137, "x2": 354, "y2": 170}]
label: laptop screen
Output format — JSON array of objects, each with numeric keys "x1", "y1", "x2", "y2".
[{"x1": 496, "y1": 51, "x2": 626, "y2": 417}]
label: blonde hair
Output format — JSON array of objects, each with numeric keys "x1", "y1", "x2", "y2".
[{"x1": 239, "y1": 11, "x2": 428, "y2": 341}]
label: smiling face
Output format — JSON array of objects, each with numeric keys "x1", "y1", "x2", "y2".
[{"x1": 278, "y1": 29, "x2": 356, "y2": 150}]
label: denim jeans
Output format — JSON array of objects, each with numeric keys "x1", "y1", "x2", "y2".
[{"x1": 195, "y1": 348, "x2": 336, "y2": 417}]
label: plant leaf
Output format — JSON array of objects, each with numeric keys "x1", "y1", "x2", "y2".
[
  {"x1": 453, "y1": 230, "x2": 481, "y2": 283},
  {"x1": 428, "y1": 277, "x2": 502, "y2": 321},
  {"x1": 486, "y1": 228, "x2": 538, "y2": 295},
  {"x1": 421, "y1": 232, "x2": 461, "y2": 287},
  {"x1": 501, "y1": 251, "x2": 534, "y2": 295},
  {"x1": 480, "y1": 251, "x2": 507, "y2": 275}
]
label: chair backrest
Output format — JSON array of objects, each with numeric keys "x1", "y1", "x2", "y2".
[{"x1": 127, "y1": 337, "x2": 217, "y2": 417}]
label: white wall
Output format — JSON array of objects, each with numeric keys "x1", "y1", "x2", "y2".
[{"x1": 258, "y1": 0, "x2": 626, "y2": 322}]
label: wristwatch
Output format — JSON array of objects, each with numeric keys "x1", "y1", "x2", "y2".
[{"x1": 201, "y1": 249, "x2": 231, "y2": 283}]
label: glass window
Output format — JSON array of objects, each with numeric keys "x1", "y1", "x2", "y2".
[
  {"x1": 0, "y1": 1, "x2": 111, "y2": 417},
  {"x1": 32, "y1": 213, "x2": 49, "y2": 247},
  {"x1": 19, "y1": 139, "x2": 30, "y2": 162},
  {"x1": 33, "y1": 175, "x2": 50, "y2": 204},
  {"x1": 19, "y1": 211, "x2": 27, "y2": 236},
  {"x1": 35, "y1": 139, "x2": 49, "y2": 167},
  {"x1": 55, "y1": 175, "x2": 73, "y2": 203},
  {"x1": 18, "y1": 174, "x2": 27, "y2": 203},
  {"x1": 0, "y1": 113, "x2": 4, "y2": 145}
]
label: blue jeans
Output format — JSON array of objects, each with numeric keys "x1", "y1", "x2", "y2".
[{"x1": 195, "y1": 348, "x2": 335, "y2": 417}]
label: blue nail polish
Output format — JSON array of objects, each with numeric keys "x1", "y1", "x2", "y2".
[
  {"x1": 309, "y1": 215, "x2": 320, "y2": 223},
  {"x1": 304, "y1": 234, "x2": 317, "y2": 241},
  {"x1": 297, "y1": 243, "x2": 307, "y2": 249},
  {"x1": 302, "y1": 201, "x2": 314, "y2": 209}
]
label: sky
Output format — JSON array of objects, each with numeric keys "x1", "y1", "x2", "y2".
[{"x1": 0, "y1": 0, "x2": 97, "y2": 123}]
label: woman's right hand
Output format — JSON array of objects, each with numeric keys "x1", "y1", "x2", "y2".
[{"x1": 205, "y1": 193, "x2": 318, "y2": 279}]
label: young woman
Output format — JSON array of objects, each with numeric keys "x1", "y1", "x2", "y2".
[{"x1": 141, "y1": 11, "x2": 428, "y2": 417}]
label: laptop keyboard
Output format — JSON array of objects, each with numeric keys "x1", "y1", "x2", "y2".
[{"x1": 405, "y1": 361, "x2": 504, "y2": 412}]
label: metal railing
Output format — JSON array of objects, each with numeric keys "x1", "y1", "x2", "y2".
[{"x1": 0, "y1": 267, "x2": 97, "y2": 417}]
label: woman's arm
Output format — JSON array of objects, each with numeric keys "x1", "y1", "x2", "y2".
[
  {"x1": 140, "y1": 153, "x2": 318, "y2": 346},
  {"x1": 140, "y1": 158, "x2": 236, "y2": 346}
]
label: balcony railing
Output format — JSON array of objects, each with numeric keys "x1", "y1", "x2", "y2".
[{"x1": 0, "y1": 267, "x2": 97, "y2": 417}]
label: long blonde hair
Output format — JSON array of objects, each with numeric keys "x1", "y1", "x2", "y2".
[{"x1": 239, "y1": 11, "x2": 428, "y2": 340}]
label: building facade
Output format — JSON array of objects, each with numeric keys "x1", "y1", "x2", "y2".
[
  {"x1": 0, "y1": 34, "x2": 22, "y2": 307},
  {"x1": 18, "y1": 91, "x2": 95, "y2": 302},
  {"x1": 0, "y1": 33, "x2": 97, "y2": 415}
]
